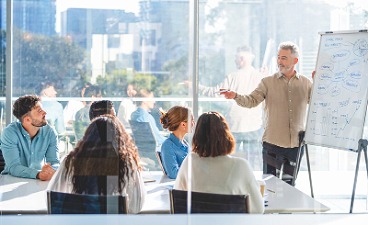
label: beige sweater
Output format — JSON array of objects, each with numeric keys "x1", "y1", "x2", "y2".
[{"x1": 174, "y1": 152, "x2": 264, "y2": 214}]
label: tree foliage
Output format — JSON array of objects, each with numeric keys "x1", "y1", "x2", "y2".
[
  {"x1": 12, "y1": 29, "x2": 86, "y2": 96},
  {"x1": 96, "y1": 69, "x2": 160, "y2": 97}
]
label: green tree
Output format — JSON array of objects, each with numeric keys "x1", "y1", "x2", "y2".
[
  {"x1": 96, "y1": 69, "x2": 159, "y2": 97},
  {"x1": 12, "y1": 29, "x2": 86, "y2": 96}
]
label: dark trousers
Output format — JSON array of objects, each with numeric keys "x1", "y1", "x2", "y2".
[{"x1": 262, "y1": 142, "x2": 304, "y2": 184}]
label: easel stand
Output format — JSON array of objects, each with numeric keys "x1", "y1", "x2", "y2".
[
  {"x1": 349, "y1": 139, "x2": 368, "y2": 213},
  {"x1": 296, "y1": 131, "x2": 314, "y2": 198}
]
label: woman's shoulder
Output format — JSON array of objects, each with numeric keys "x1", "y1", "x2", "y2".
[
  {"x1": 161, "y1": 137, "x2": 175, "y2": 148},
  {"x1": 227, "y1": 155, "x2": 252, "y2": 168}
]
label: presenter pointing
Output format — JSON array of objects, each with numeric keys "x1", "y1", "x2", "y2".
[{"x1": 221, "y1": 41, "x2": 312, "y2": 185}]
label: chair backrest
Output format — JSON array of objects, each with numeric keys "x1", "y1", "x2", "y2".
[
  {"x1": 47, "y1": 191, "x2": 128, "y2": 214},
  {"x1": 264, "y1": 152, "x2": 297, "y2": 185},
  {"x1": 129, "y1": 120, "x2": 160, "y2": 171},
  {"x1": 169, "y1": 189, "x2": 249, "y2": 214},
  {"x1": 129, "y1": 120, "x2": 157, "y2": 151},
  {"x1": 155, "y1": 151, "x2": 167, "y2": 175}
]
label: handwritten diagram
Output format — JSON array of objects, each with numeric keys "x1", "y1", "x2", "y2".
[{"x1": 305, "y1": 32, "x2": 368, "y2": 151}]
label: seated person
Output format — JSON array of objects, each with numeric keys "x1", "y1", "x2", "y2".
[
  {"x1": 73, "y1": 85, "x2": 102, "y2": 141},
  {"x1": 89, "y1": 100, "x2": 116, "y2": 120},
  {"x1": 174, "y1": 111, "x2": 264, "y2": 214},
  {"x1": 159, "y1": 106, "x2": 193, "y2": 179},
  {"x1": 37, "y1": 82, "x2": 65, "y2": 134},
  {"x1": 47, "y1": 115, "x2": 146, "y2": 214},
  {"x1": 130, "y1": 89, "x2": 165, "y2": 145},
  {"x1": 1, "y1": 95, "x2": 59, "y2": 180},
  {"x1": 63, "y1": 82, "x2": 91, "y2": 128},
  {"x1": 117, "y1": 84, "x2": 137, "y2": 128}
]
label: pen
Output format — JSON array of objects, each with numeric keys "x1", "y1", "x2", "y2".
[
  {"x1": 267, "y1": 189, "x2": 275, "y2": 193},
  {"x1": 216, "y1": 89, "x2": 230, "y2": 94}
]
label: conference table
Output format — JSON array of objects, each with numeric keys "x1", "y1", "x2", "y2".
[
  {"x1": 141, "y1": 172, "x2": 330, "y2": 214},
  {"x1": 0, "y1": 171, "x2": 329, "y2": 214}
]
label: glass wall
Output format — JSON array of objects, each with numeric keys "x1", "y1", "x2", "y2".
[{"x1": 1, "y1": 0, "x2": 368, "y2": 216}]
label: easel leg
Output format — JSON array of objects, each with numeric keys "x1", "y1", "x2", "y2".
[
  {"x1": 295, "y1": 131, "x2": 314, "y2": 197},
  {"x1": 350, "y1": 147, "x2": 362, "y2": 213},
  {"x1": 349, "y1": 139, "x2": 368, "y2": 213},
  {"x1": 363, "y1": 144, "x2": 368, "y2": 212},
  {"x1": 305, "y1": 144, "x2": 314, "y2": 198},
  {"x1": 292, "y1": 144, "x2": 303, "y2": 186}
]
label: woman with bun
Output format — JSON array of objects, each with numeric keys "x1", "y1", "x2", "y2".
[{"x1": 160, "y1": 106, "x2": 193, "y2": 179}]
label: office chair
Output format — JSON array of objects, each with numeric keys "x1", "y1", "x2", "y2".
[
  {"x1": 169, "y1": 189, "x2": 249, "y2": 214},
  {"x1": 47, "y1": 191, "x2": 128, "y2": 214},
  {"x1": 263, "y1": 151, "x2": 301, "y2": 185},
  {"x1": 155, "y1": 151, "x2": 167, "y2": 175},
  {"x1": 264, "y1": 132, "x2": 305, "y2": 186},
  {"x1": 129, "y1": 120, "x2": 161, "y2": 171}
]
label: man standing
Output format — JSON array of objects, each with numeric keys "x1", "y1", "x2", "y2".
[
  {"x1": 221, "y1": 42, "x2": 312, "y2": 183},
  {"x1": 1, "y1": 95, "x2": 59, "y2": 180},
  {"x1": 199, "y1": 46, "x2": 265, "y2": 166}
]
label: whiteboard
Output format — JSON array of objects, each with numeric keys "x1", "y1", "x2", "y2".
[{"x1": 304, "y1": 30, "x2": 368, "y2": 152}]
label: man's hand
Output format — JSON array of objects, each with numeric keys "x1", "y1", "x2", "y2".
[
  {"x1": 219, "y1": 89, "x2": 237, "y2": 99},
  {"x1": 37, "y1": 163, "x2": 55, "y2": 181}
]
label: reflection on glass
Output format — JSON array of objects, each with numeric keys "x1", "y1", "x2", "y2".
[{"x1": 1, "y1": 0, "x2": 368, "y2": 216}]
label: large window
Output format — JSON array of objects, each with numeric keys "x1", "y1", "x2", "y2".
[{"x1": 1, "y1": 0, "x2": 368, "y2": 217}]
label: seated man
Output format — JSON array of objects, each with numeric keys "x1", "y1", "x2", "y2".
[
  {"x1": 73, "y1": 85, "x2": 102, "y2": 141},
  {"x1": 63, "y1": 82, "x2": 91, "y2": 128},
  {"x1": 1, "y1": 95, "x2": 59, "y2": 180},
  {"x1": 89, "y1": 100, "x2": 116, "y2": 120}
]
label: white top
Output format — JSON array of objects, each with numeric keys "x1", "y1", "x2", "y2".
[
  {"x1": 174, "y1": 152, "x2": 264, "y2": 214},
  {"x1": 117, "y1": 99, "x2": 137, "y2": 128},
  {"x1": 47, "y1": 157, "x2": 146, "y2": 214},
  {"x1": 63, "y1": 100, "x2": 85, "y2": 126},
  {"x1": 199, "y1": 67, "x2": 264, "y2": 132}
]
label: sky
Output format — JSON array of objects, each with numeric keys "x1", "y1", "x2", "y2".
[
  {"x1": 322, "y1": 0, "x2": 368, "y2": 10},
  {"x1": 55, "y1": 0, "x2": 140, "y2": 33},
  {"x1": 54, "y1": 0, "x2": 368, "y2": 33},
  {"x1": 56, "y1": 0, "x2": 139, "y2": 12}
]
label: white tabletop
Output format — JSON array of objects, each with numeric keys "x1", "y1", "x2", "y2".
[
  {"x1": 140, "y1": 172, "x2": 330, "y2": 214},
  {"x1": 0, "y1": 175, "x2": 49, "y2": 214},
  {"x1": 261, "y1": 174, "x2": 329, "y2": 213},
  {"x1": 0, "y1": 172, "x2": 329, "y2": 214}
]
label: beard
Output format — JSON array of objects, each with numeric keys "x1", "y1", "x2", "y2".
[
  {"x1": 31, "y1": 118, "x2": 47, "y2": 127},
  {"x1": 278, "y1": 64, "x2": 293, "y2": 75}
]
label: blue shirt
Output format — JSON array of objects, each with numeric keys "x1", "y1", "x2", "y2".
[
  {"x1": 130, "y1": 107, "x2": 165, "y2": 145},
  {"x1": 160, "y1": 133, "x2": 189, "y2": 179},
  {"x1": 1, "y1": 121, "x2": 60, "y2": 179}
]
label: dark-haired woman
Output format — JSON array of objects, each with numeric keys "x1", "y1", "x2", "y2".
[{"x1": 47, "y1": 115, "x2": 146, "y2": 213}]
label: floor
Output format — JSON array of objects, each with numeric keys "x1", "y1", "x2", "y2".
[
  {"x1": 295, "y1": 171, "x2": 368, "y2": 214},
  {"x1": 233, "y1": 143, "x2": 368, "y2": 214}
]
